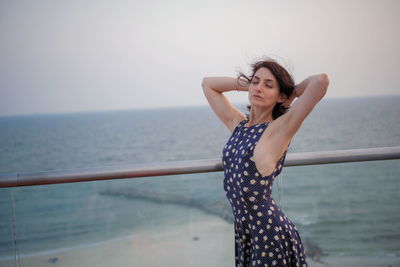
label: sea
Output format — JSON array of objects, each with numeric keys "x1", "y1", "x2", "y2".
[{"x1": 0, "y1": 95, "x2": 399, "y2": 264}]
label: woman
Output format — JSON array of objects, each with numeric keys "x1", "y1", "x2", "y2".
[{"x1": 202, "y1": 58, "x2": 329, "y2": 267}]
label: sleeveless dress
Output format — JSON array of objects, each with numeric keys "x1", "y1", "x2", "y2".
[{"x1": 222, "y1": 118, "x2": 308, "y2": 267}]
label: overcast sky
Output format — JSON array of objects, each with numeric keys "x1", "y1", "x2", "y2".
[{"x1": 1, "y1": 0, "x2": 399, "y2": 116}]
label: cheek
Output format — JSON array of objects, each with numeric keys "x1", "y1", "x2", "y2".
[
  {"x1": 248, "y1": 84, "x2": 257, "y2": 92},
  {"x1": 266, "y1": 88, "x2": 280, "y2": 97}
]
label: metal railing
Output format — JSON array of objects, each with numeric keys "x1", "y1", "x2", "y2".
[{"x1": 1, "y1": 146, "x2": 399, "y2": 188}]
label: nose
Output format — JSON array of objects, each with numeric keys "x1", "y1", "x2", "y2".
[{"x1": 255, "y1": 83, "x2": 263, "y2": 92}]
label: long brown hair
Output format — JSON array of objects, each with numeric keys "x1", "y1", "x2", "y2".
[{"x1": 237, "y1": 57, "x2": 295, "y2": 119}]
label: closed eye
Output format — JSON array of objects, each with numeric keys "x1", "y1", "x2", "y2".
[
  {"x1": 252, "y1": 81, "x2": 273, "y2": 88},
  {"x1": 265, "y1": 83, "x2": 273, "y2": 88}
]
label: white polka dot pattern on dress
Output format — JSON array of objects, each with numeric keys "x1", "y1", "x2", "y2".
[{"x1": 222, "y1": 119, "x2": 308, "y2": 267}]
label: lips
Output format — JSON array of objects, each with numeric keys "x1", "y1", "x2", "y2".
[{"x1": 252, "y1": 95, "x2": 263, "y2": 100}]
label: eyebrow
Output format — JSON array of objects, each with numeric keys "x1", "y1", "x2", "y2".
[{"x1": 253, "y1": 75, "x2": 276, "y2": 83}]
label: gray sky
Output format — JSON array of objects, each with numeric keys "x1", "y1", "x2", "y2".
[{"x1": 1, "y1": 0, "x2": 399, "y2": 116}]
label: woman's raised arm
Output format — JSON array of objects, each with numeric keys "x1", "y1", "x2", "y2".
[
  {"x1": 202, "y1": 77, "x2": 248, "y2": 132},
  {"x1": 280, "y1": 73, "x2": 330, "y2": 139}
]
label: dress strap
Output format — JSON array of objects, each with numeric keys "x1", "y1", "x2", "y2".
[{"x1": 239, "y1": 118, "x2": 248, "y2": 126}]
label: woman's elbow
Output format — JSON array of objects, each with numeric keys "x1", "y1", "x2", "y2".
[
  {"x1": 316, "y1": 73, "x2": 329, "y2": 99},
  {"x1": 201, "y1": 77, "x2": 209, "y2": 89},
  {"x1": 317, "y1": 73, "x2": 330, "y2": 89}
]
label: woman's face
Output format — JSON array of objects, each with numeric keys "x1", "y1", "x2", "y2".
[{"x1": 248, "y1": 67, "x2": 284, "y2": 108}]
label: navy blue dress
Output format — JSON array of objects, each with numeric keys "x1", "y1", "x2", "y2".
[{"x1": 222, "y1": 119, "x2": 308, "y2": 267}]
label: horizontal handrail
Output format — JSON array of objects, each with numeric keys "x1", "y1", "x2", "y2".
[{"x1": 0, "y1": 146, "x2": 399, "y2": 188}]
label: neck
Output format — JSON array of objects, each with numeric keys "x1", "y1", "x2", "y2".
[{"x1": 248, "y1": 105, "x2": 274, "y2": 126}]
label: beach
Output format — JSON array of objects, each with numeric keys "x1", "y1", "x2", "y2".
[
  {"x1": 2, "y1": 205, "x2": 398, "y2": 267},
  {"x1": 2, "y1": 207, "x2": 235, "y2": 267}
]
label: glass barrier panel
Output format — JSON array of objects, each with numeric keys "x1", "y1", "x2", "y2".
[
  {"x1": 278, "y1": 159, "x2": 400, "y2": 266},
  {"x1": 3, "y1": 172, "x2": 233, "y2": 267},
  {"x1": 1, "y1": 159, "x2": 399, "y2": 267},
  {"x1": 0, "y1": 188, "x2": 18, "y2": 267}
]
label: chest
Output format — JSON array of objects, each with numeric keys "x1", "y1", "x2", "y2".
[{"x1": 222, "y1": 126, "x2": 266, "y2": 165}]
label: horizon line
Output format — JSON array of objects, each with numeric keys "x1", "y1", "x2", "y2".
[{"x1": 1, "y1": 94, "x2": 399, "y2": 118}]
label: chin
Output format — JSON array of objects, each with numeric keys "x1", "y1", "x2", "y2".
[{"x1": 249, "y1": 99, "x2": 265, "y2": 106}]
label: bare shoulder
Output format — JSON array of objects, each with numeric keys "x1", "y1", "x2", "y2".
[{"x1": 227, "y1": 111, "x2": 247, "y2": 133}]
